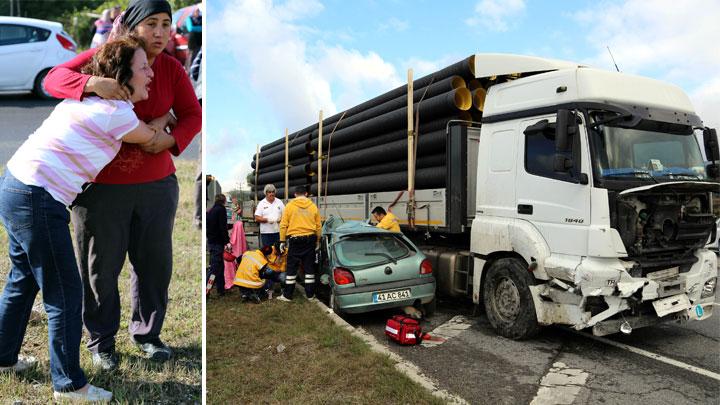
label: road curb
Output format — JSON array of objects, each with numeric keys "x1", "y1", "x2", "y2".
[{"x1": 310, "y1": 297, "x2": 469, "y2": 405}]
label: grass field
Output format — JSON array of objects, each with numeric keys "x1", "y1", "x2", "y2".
[
  {"x1": 206, "y1": 291, "x2": 445, "y2": 405},
  {"x1": 0, "y1": 160, "x2": 202, "y2": 404}
]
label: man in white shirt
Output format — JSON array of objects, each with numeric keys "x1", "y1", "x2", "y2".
[{"x1": 254, "y1": 184, "x2": 285, "y2": 248}]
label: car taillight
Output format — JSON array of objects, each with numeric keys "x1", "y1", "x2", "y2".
[
  {"x1": 420, "y1": 259, "x2": 433, "y2": 275},
  {"x1": 333, "y1": 267, "x2": 354, "y2": 285},
  {"x1": 56, "y1": 33, "x2": 76, "y2": 52}
]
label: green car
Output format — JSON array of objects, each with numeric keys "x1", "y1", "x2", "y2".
[{"x1": 318, "y1": 217, "x2": 436, "y2": 315}]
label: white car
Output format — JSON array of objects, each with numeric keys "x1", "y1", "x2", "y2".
[{"x1": 0, "y1": 16, "x2": 77, "y2": 99}]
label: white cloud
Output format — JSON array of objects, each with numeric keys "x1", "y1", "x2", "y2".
[
  {"x1": 691, "y1": 77, "x2": 720, "y2": 129},
  {"x1": 572, "y1": 0, "x2": 720, "y2": 126},
  {"x1": 379, "y1": 17, "x2": 409, "y2": 32},
  {"x1": 215, "y1": 159, "x2": 254, "y2": 192},
  {"x1": 465, "y1": 0, "x2": 525, "y2": 32},
  {"x1": 315, "y1": 46, "x2": 402, "y2": 110},
  {"x1": 216, "y1": 0, "x2": 402, "y2": 130}
]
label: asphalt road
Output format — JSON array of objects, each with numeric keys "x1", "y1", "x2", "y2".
[
  {"x1": 344, "y1": 289, "x2": 720, "y2": 405},
  {"x1": 0, "y1": 94, "x2": 200, "y2": 165}
]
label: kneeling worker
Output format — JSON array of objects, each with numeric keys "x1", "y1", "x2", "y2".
[
  {"x1": 263, "y1": 245, "x2": 287, "y2": 299},
  {"x1": 233, "y1": 245, "x2": 282, "y2": 303},
  {"x1": 371, "y1": 206, "x2": 401, "y2": 232}
]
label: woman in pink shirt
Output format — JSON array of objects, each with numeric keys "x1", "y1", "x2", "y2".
[{"x1": 0, "y1": 36, "x2": 171, "y2": 403}]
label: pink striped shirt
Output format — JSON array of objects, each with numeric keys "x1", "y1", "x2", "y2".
[{"x1": 7, "y1": 97, "x2": 139, "y2": 206}]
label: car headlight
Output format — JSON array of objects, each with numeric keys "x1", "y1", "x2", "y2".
[{"x1": 701, "y1": 277, "x2": 717, "y2": 298}]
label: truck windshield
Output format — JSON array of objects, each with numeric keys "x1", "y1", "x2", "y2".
[{"x1": 589, "y1": 116, "x2": 707, "y2": 182}]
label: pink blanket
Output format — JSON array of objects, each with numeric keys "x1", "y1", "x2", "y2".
[{"x1": 225, "y1": 221, "x2": 247, "y2": 289}]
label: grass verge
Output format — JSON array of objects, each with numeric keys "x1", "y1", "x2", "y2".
[
  {"x1": 0, "y1": 160, "x2": 202, "y2": 404},
  {"x1": 206, "y1": 291, "x2": 445, "y2": 405}
]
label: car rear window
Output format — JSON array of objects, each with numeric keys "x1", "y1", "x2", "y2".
[
  {"x1": 0, "y1": 24, "x2": 51, "y2": 46},
  {"x1": 333, "y1": 234, "x2": 412, "y2": 268}
]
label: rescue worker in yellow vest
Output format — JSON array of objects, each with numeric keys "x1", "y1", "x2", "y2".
[
  {"x1": 262, "y1": 245, "x2": 287, "y2": 299},
  {"x1": 371, "y1": 206, "x2": 401, "y2": 232},
  {"x1": 276, "y1": 185, "x2": 321, "y2": 302},
  {"x1": 233, "y1": 245, "x2": 280, "y2": 303}
]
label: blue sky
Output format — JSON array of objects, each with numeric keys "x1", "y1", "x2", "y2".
[{"x1": 206, "y1": 0, "x2": 720, "y2": 190}]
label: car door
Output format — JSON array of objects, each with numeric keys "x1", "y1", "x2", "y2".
[{"x1": 0, "y1": 24, "x2": 48, "y2": 89}]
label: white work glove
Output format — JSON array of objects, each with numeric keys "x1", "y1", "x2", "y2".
[{"x1": 278, "y1": 242, "x2": 287, "y2": 254}]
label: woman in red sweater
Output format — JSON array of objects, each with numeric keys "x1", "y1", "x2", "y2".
[{"x1": 44, "y1": 0, "x2": 201, "y2": 372}]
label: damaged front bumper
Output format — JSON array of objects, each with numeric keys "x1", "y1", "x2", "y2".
[{"x1": 530, "y1": 250, "x2": 718, "y2": 336}]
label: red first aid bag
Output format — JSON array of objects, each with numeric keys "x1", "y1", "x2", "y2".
[
  {"x1": 223, "y1": 250, "x2": 237, "y2": 262},
  {"x1": 385, "y1": 315, "x2": 423, "y2": 345}
]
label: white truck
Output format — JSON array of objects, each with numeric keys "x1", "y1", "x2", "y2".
[{"x1": 248, "y1": 54, "x2": 720, "y2": 339}]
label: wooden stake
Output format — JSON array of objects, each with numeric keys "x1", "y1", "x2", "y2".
[
  {"x1": 407, "y1": 68, "x2": 415, "y2": 228},
  {"x1": 318, "y1": 110, "x2": 323, "y2": 205},
  {"x1": 284, "y1": 128, "x2": 289, "y2": 203}
]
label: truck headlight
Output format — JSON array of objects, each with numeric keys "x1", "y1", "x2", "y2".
[{"x1": 701, "y1": 277, "x2": 717, "y2": 298}]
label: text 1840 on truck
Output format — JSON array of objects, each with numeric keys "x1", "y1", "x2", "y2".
[{"x1": 247, "y1": 54, "x2": 719, "y2": 339}]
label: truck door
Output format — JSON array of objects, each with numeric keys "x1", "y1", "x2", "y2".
[{"x1": 515, "y1": 113, "x2": 591, "y2": 255}]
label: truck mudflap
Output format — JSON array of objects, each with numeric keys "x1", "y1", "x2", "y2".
[{"x1": 529, "y1": 250, "x2": 717, "y2": 333}]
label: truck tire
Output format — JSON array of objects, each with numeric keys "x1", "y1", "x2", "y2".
[
  {"x1": 482, "y1": 258, "x2": 540, "y2": 340},
  {"x1": 33, "y1": 69, "x2": 54, "y2": 100}
]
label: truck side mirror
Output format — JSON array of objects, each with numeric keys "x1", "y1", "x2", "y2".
[
  {"x1": 703, "y1": 128, "x2": 719, "y2": 162},
  {"x1": 705, "y1": 128, "x2": 720, "y2": 179},
  {"x1": 553, "y1": 109, "x2": 577, "y2": 172}
]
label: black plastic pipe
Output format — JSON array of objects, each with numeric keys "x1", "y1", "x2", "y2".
[
  {"x1": 307, "y1": 129, "x2": 447, "y2": 174},
  {"x1": 259, "y1": 55, "x2": 475, "y2": 155},
  {"x1": 253, "y1": 88, "x2": 470, "y2": 168},
  {"x1": 309, "y1": 166, "x2": 446, "y2": 196},
  {"x1": 316, "y1": 153, "x2": 445, "y2": 183}
]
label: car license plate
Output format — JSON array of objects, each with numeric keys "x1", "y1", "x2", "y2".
[{"x1": 373, "y1": 289, "x2": 411, "y2": 303}]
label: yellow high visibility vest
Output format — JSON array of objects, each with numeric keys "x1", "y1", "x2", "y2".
[
  {"x1": 234, "y1": 250, "x2": 268, "y2": 289},
  {"x1": 267, "y1": 250, "x2": 286, "y2": 273},
  {"x1": 377, "y1": 212, "x2": 401, "y2": 233}
]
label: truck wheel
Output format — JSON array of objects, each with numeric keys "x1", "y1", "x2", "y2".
[
  {"x1": 483, "y1": 258, "x2": 540, "y2": 340},
  {"x1": 33, "y1": 69, "x2": 54, "y2": 100}
]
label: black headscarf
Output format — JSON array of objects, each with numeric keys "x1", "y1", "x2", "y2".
[{"x1": 122, "y1": 0, "x2": 172, "y2": 31}]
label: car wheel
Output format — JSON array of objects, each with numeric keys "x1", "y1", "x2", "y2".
[
  {"x1": 482, "y1": 258, "x2": 540, "y2": 340},
  {"x1": 33, "y1": 69, "x2": 55, "y2": 100},
  {"x1": 423, "y1": 298, "x2": 437, "y2": 317}
]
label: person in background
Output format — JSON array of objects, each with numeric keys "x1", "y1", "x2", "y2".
[
  {"x1": 207, "y1": 194, "x2": 230, "y2": 297},
  {"x1": 109, "y1": 5, "x2": 122, "y2": 22},
  {"x1": 277, "y1": 186, "x2": 321, "y2": 302},
  {"x1": 185, "y1": 6, "x2": 202, "y2": 63},
  {"x1": 254, "y1": 184, "x2": 284, "y2": 248},
  {"x1": 191, "y1": 47, "x2": 202, "y2": 229},
  {"x1": 224, "y1": 206, "x2": 247, "y2": 291},
  {"x1": 371, "y1": 206, "x2": 401, "y2": 233},
  {"x1": 90, "y1": 9, "x2": 114, "y2": 48},
  {"x1": 44, "y1": 0, "x2": 202, "y2": 371},
  {"x1": 0, "y1": 36, "x2": 167, "y2": 403}
]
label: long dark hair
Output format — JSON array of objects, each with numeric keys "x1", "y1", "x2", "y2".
[{"x1": 82, "y1": 36, "x2": 146, "y2": 95}]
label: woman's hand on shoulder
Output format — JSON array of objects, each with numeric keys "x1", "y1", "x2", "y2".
[
  {"x1": 85, "y1": 76, "x2": 131, "y2": 100},
  {"x1": 148, "y1": 112, "x2": 177, "y2": 133},
  {"x1": 139, "y1": 130, "x2": 176, "y2": 154}
]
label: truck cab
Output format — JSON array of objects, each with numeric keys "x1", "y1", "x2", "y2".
[{"x1": 471, "y1": 55, "x2": 719, "y2": 338}]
